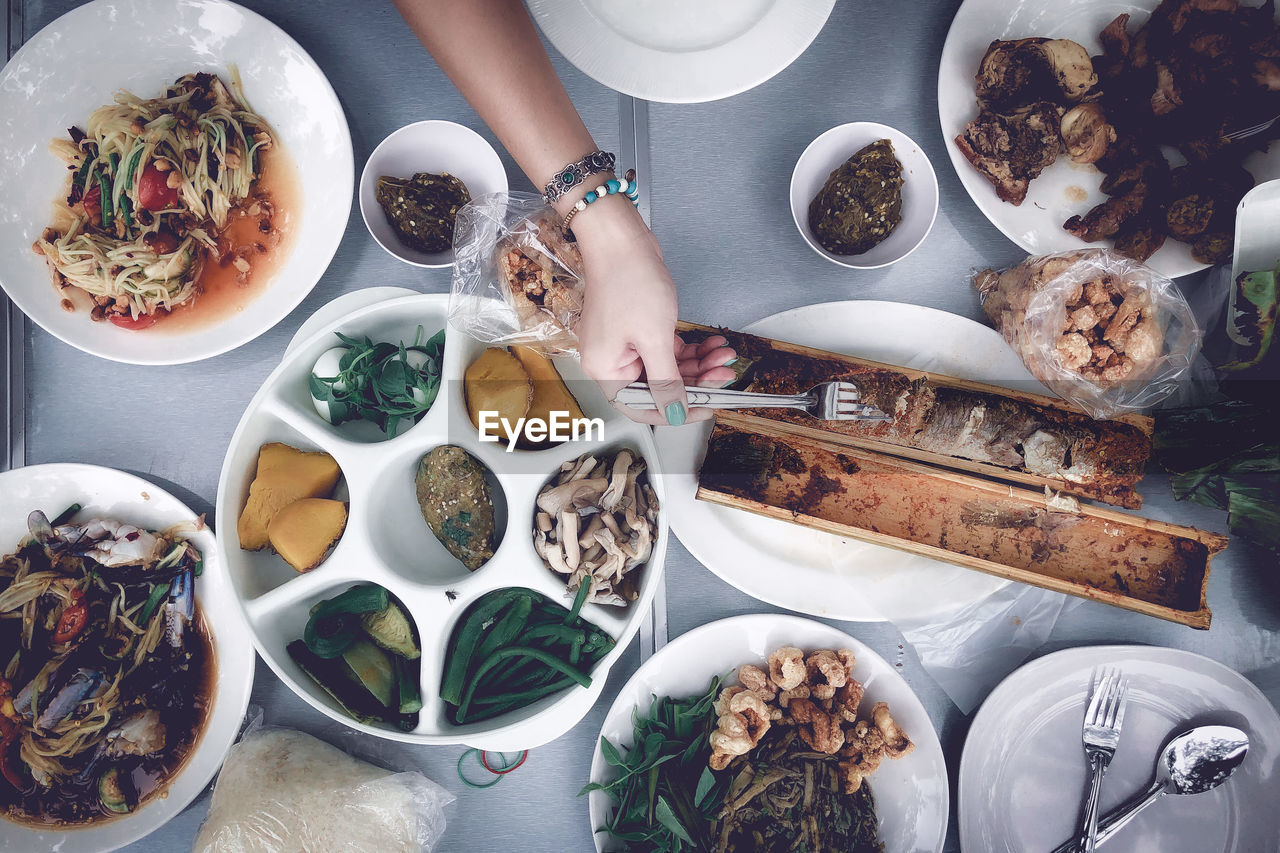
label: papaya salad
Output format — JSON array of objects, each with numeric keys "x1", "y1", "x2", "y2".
[
  {"x1": 0, "y1": 506, "x2": 213, "y2": 826},
  {"x1": 33, "y1": 71, "x2": 279, "y2": 329}
]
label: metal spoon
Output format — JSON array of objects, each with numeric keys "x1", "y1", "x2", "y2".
[{"x1": 1051, "y1": 724, "x2": 1249, "y2": 853}]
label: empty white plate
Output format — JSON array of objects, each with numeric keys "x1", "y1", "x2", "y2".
[
  {"x1": 528, "y1": 0, "x2": 835, "y2": 104},
  {"x1": 959, "y1": 645, "x2": 1280, "y2": 852}
]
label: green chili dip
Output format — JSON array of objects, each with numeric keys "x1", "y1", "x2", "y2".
[
  {"x1": 808, "y1": 138, "x2": 904, "y2": 255},
  {"x1": 376, "y1": 171, "x2": 471, "y2": 254}
]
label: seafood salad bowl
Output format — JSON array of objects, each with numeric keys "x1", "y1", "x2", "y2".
[{"x1": 0, "y1": 463, "x2": 254, "y2": 852}]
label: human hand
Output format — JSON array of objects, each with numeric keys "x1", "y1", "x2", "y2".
[{"x1": 570, "y1": 196, "x2": 735, "y2": 425}]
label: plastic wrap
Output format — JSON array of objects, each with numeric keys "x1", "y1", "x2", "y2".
[
  {"x1": 194, "y1": 717, "x2": 453, "y2": 853},
  {"x1": 450, "y1": 192, "x2": 585, "y2": 355},
  {"x1": 974, "y1": 248, "x2": 1202, "y2": 419}
]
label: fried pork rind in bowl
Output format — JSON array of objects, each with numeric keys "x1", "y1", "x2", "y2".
[
  {"x1": 973, "y1": 248, "x2": 1201, "y2": 419},
  {"x1": 450, "y1": 192, "x2": 584, "y2": 355}
]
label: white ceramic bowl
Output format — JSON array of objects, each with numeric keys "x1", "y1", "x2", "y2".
[
  {"x1": 214, "y1": 292, "x2": 667, "y2": 750},
  {"x1": 359, "y1": 121, "x2": 509, "y2": 268},
  {"x1": 587, "y1": 614, "x2": 950, "y2": 852},
  {"x1": 790, "y1": 122, "x2": 939, "y2": 269},
  {"x1": 0, "y1": 0, "x2": 352, "y2": 365},
  {"x1": 0, "y1": 464, "x2": 255, "y2": 853}
]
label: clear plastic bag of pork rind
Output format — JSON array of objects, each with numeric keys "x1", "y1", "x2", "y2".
[
  {"x1": 450, "y1": 191, "x2": 584, "y2": 355},
  {"x1": 973, "y1": 248, "x2": 1202, "y2": 419}
]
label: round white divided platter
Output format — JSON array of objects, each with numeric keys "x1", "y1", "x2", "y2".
[
  {"x1": 0, "y1": 0, "x2": 353, "y2": 364},
  {"x1": 0, "y1": 464, "x2": 254, "y2": 853},
  {"x1": 214, "y1": 292, "x2": 668, "y2": 750},
  {"x1": 938, "y1": 0, "x2": 1280, "y2": 279},
  {"x1": 587, "y1": 614, "x2": 948, "y2": 852},
  {"x1": 358, "y1": 121, "x2": 509, "y2": 268},
  {"x1": 959, "y1": 645, "x2": 1280, "y2": 852},
  {"x1": 790, "y1": 122, "x2": 939, "y2": 269},
  {"x1": 528, "y1": 0, "x2": 835, "y2": 104},
  {"x1": 658, "y1": 300, "x2": 1046, "y2": 622}
]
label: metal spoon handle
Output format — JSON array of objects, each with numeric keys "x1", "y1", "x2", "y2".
[{"x1": 1051, "y1": 780, "x2": 1167, "y2": 853}]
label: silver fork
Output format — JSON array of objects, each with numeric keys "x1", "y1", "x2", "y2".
[
  {"x1": 1072, "y1": 667, "x2": 1130, "y2": 853},
  {"x1": 1224, "y1": 113, "x2": 1280, "y2": 142},
  {"x1": 614, "y1": 381, "x2": 893, "y2": 422}
]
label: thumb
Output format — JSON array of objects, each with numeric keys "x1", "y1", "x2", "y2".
[{"x1": 637, "y1": 338, "x2": 689, "y2": 426}]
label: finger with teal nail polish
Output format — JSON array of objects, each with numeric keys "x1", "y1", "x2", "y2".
[{"x1": 664, "y1": 401, "x2": 687, "y2": 426}]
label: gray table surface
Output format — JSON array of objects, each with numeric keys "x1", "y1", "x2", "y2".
[{"x1": 5, "y1": 1, "x2": 1279, "y2": 851}]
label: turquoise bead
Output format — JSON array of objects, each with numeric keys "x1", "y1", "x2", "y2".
[
  {"x1": 606, "y1": 179, "x2": 620, "y2": 194},
  {"x1": 585, "y1": 191, "x2": 597, "y2": 203},
  {"x1": 561, "y1": 170, "x2": 574, "y2": 183}
]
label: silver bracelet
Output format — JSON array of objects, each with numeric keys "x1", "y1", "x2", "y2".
[{"x1": 542, "y1": 150, "x2": 616, "y2": 204}]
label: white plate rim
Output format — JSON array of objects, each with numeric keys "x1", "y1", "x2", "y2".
[
  {"x1": 586, "y1": 612, "x2": 949, "y2": 852},
  {"x1": 0, "y1": 462, "x2": 255, "y2": 852},
  {"x1": 528, "y1": 0, "x2": 836, "y2": 104},
  {"x1": 0, "y1": 0, "x2": 354, "y2": 365},
  {"x1": 658, "y1": 299, "x2": 1046, "y2": 623},
  {"x1": 958, "y1": 643, "x2": 1280, "y2": 852}
]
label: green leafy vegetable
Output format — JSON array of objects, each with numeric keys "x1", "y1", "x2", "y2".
[
  {"x1": 1221, "y1": 263, "x2": 1278, "y2": 373},
  {"x1": 1156, "y1": 402, "x2": 1279, "y2": 553},
  {"x1": 310, "y1": 326, "x2": 445, "y2": 435},
  {"x1": 583, "y1": 674, "x2": 729, "y2": 852}
]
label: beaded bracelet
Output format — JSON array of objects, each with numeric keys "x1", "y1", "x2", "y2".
[
  {"x1": 561, "y1": 169, "x2": 640, "y2": 232},
  {"x1": 542, "y1": 150, "x2": 616, "y2": 204}
]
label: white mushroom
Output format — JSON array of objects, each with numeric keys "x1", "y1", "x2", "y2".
[
  {"x1": 579, "y1": 513, "x2": 605, "y2": 549},
  {"x1": 535, "y1": 530, "x2": 571, "y2": 574},
  {"x1": 601, "y1": 451, "x2": 633, "y2": 512},
  {"x1": 535, "y1": 512, "x2": 553, "y2": 532},
  {"x1": 536, "y1": 477, "x2": 608, "y2": 516},
  {"x1": 560, "y1": 510, "x2": 580, "y2": 570}
]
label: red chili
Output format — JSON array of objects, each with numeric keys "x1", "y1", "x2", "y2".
[
  {"x1": 52, "y1": 602, "x2": 88, "y2": 643},
  {"x1": 480, "y1": 750, "x2": 528, "y2": 775},
  {"x1": 0, "y1": 717, "x2": 24, "y2": 791}
]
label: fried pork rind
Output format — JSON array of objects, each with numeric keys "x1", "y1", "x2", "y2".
[
  {"x1": 709, "y1": 646, "x2": 913, "y2": 796},
  {"x1": 974, "y1": 248, "x2": 1201, "y2": 419},
  {"x1": 709, "y1": 687, "x2": 778, "y2": 770},
  {"x1": 768, "y1": 646, "x2": 806, "y2": 690},
  {"x1": 449, "y1": 192, "x2": 585, "y2": 355}
]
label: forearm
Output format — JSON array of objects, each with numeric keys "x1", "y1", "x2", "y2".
[{"x1": 393, "y1": 0, "x2": 598, "y2": 210}]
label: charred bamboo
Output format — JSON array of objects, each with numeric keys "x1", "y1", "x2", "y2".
[
  {"x1": 679, "y1": 321, "x2": 1153, "y2": 508},
  {"x1": 698, "y1": 415, "x2": 1225, "y2": 628}
]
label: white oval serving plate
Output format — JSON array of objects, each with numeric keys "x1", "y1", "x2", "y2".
[
  {"x1": 658, "y1": 300, "x2": 1047, "y2": 622},
  {"x1": 0, "y1": 0, "x2": 353, "y2": 364},
  {"x1": 0, "y1": 463, "x2": 254, "y2": 853},
  {"x1": 214, "y1": 292, "x2": 667, "y2": 750},
  {"x1": 587, "y1": 613, "x2": 949, "y2": 852}
]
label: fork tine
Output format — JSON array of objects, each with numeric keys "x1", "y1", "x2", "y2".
[
  {"x1": 1108, "y1": 678, "x2": 1129, "y2": 730},
  {"x1": 1084, "y1": 670, "x2": 1110, "y2": 725}
]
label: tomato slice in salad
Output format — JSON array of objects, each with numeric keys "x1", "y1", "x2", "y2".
[
  {"x1": 137, "y1": 163, "x2": 180, "y2": 211},
  {"x1": 82, "y1": 184, "x2": 101, "y2": 220},
  {"x1": 108, "y1": 312, "x2": 160, "y2": 331}
]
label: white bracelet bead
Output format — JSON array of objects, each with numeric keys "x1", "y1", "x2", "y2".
[
  {"x1": 574, "y1": 199, "x2": 587, "y2": 212},
  {"x1": 616, "y1": 178, "x2": 629, "y2": 193},
  {"x1": 595, "y1": 184, "x2": 608, "y2": 197}
]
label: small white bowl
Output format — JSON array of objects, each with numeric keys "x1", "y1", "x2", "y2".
[
  {"x1": 360, "y1": 120, "x2": 508, "y2": 268},
  {"x1": 790, "y1": 122, "x2": 939, "y2": 269}
]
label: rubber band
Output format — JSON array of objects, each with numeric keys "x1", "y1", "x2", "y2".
[
  {"x1": 481, "y1": 749, "x2": 528, "y2": 775},
  {"x1": 456, "y1": 748, "x2": 501, "y2": 789}
]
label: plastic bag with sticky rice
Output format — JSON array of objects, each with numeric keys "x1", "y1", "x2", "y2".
[
  {"x1": 973, "y1": 248, "x2": 1201, "y2": 419},
  {"x1": 193, "y1": 723, "x2": 452, "y2": 853},
  {"x1": 450, "y1": 191, "x2": 584, "y2": 355}
]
